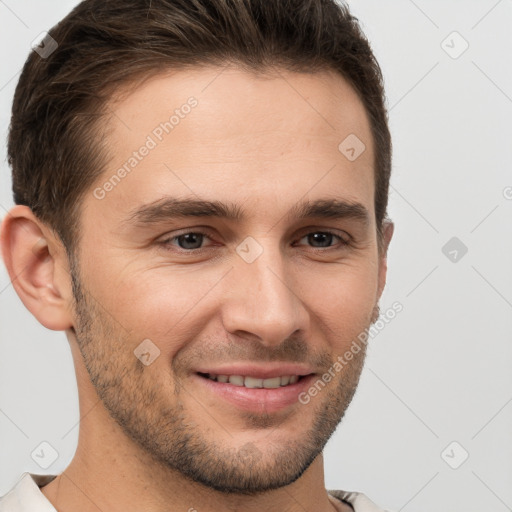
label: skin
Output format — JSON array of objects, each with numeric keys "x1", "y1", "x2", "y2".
[{"x1": 1, "y1": 65, "x2": 393, "y2": 512}]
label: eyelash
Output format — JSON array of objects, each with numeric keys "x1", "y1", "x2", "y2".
[{"x1": 158, "y1": 229, "x2": 351, "y2": 252}]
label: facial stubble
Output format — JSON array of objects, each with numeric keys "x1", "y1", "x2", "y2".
[{"x1": 69, "y1": 261, "x2": 370, "y2": 494}]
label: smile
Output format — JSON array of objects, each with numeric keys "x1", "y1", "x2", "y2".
[
  {"x1": 199, "y1": 373, "x2": 301, "y2": 388},
  {"x1": 194, "y1": 369, "x2": 315, "y2": 413}
]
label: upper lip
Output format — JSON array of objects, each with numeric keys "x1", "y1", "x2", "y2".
[{"x1": 195, "y1": 363, "x2": 315, "y2": 379}]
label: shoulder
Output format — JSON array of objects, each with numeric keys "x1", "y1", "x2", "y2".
[
  {"x1": 0, "y1": 473, "x2": 57, "y2": 512},
  {"x1": 328, "y1": 489, "x2": 395, "y2": 512}
]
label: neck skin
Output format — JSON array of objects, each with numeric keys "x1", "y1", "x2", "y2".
[{"x1": 40, "y1": 340, "x2": 352, "y2": 512}]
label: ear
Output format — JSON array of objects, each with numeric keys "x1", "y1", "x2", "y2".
[
  {"x1": 376, "y1": 219, "x2": 394, "y2": 301},
  {"x1": 0, "y1": 205, "x2": 74, "y2": 331}
]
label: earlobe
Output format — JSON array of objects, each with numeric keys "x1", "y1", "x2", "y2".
[{"x1": 0, "y1": 205, "x2": 74, "y2": 331}]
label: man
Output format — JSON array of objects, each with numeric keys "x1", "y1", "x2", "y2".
[{"x1": 0, "y1": 0, "x2": 394, "y2": 510}]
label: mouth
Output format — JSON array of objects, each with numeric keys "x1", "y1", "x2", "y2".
[
  {"x1": 193, "y1": 366, "x2": 317, "y2": 413},
  {"x1": 198, "y1": 372, "x2": 303, "y2": 389}
]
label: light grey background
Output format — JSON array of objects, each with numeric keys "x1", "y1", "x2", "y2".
[{"x1": 1, "y1": 1, "x2": 511, "y2": 511}]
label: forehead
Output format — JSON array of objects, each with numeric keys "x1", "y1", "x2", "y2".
[
  {"x1": 106, "y1": 64, "x2": 372, "y2": 150},
  {"x1": 91, "y1": 65, "x2": 375, "y2": 224}
]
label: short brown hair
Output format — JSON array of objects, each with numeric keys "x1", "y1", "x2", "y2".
[{"x1": 8, "y1": 0, "x2": 391, "y2": 255}]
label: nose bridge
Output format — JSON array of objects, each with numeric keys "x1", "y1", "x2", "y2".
[{"x1": 222, "y1": 240, "x2": 308, "y2": 345}]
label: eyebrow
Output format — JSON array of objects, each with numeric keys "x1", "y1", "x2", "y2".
[
  {"x1": 287, "y1": 199, "x2": 370, "y2": 226},
  {"x1": 124, "y1": 197, "x2": 370, "y2": 227}
]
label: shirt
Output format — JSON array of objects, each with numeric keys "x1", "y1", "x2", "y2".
[{"x1": 0, "y1": 472, "x2": 392, "y2": 511}]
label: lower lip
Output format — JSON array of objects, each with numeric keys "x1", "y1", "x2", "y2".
[{"x1": 194, "y1": 374, "x2": 316, "y2": 413}]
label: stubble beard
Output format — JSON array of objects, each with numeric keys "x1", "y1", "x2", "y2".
[{"x1": 69, "y1": 262, "x2": 369, "y2": 494}]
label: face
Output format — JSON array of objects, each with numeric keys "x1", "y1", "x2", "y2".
[{"x1": 69, "y1": 65, "x2": 389, "y2": 493}]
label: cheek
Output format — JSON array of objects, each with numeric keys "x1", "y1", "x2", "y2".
[
  {"x1": 88, "y1": 264, "x2": 226, "y2": 353},
  {"x1": 297, "y1": 260, "x2": 379, "y2": 340}
]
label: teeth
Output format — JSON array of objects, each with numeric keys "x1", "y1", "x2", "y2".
[
  {"x1": 263, "y1": 377, "x2": 281, "y2": 389},
  {"x1": 229, "y1": 375, "x2": 245, "y2": 386},
  {"x1": 244, "y1": 376, "x2": 263, "y2": 388},
  {"x1": 205, "y1": 373, "x2": 302, "y2": 388}
]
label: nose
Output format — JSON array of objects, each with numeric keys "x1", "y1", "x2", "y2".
[{"x1": 220, "y1": 244, "x2": 310, "y2": 347}]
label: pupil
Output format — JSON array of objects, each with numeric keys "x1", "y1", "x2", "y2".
[
  {"x1": 178, "y1": 233, "x2": 203, "y2": 249},
  {"x1": 309, "y1": 232, "x2": 332, "y2": 247}
]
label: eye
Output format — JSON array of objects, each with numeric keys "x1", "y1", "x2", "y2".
[
  {"x1": 296, "y1": 231, "x2": 349, "y2": 249},
  {"x1": 160, "y1": 231, "x2": 212, "y2": 250}
]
